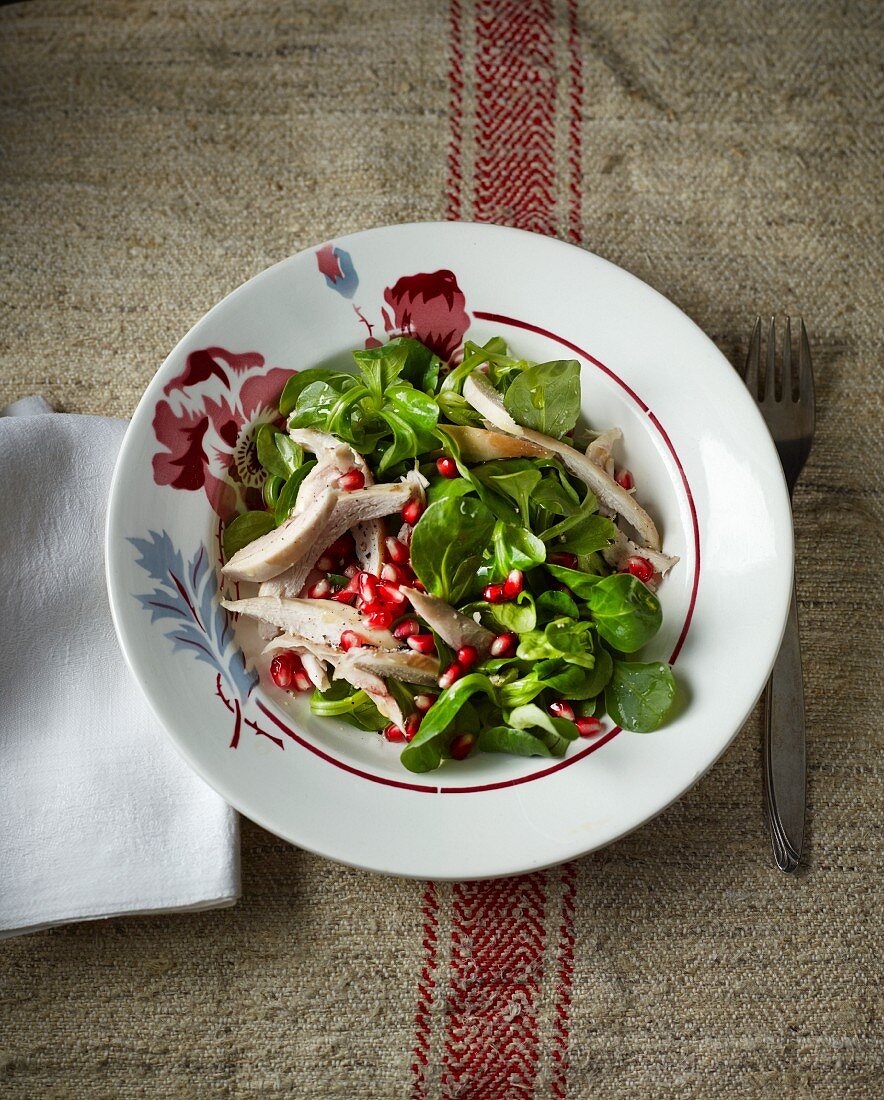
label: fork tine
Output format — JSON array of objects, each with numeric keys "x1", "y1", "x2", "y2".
[
  {"x1": 782, "y1": 316, "x2": 792, "y2": 401},
  {"x1": 764, "y1": 315, "x2": 776, "y2": 402},
  {"x1": 744, "y1": 316, "x2": 761, "y2": 396},
  {"x1": 798, "y1": 319, "x2": 815, "y2": 408}
]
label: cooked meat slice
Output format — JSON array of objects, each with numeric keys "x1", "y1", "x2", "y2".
[
  {"x1": 332, "y1": 651, "x2": 406, "y2": 728},
  {"x1": 258, "y1": 483, "x2": 412, "y2": 597},
  {"x1": 342, "y1": 646, "x2": 440, "y2": 687},
  {"x1": 585, "y1": 428, "x2": 622, "y2": 477},
  {"x1": 300, "y1": 652, "x2": 331, "y2": 692},
  {"x1": 403, "y1": 587, "x2": 494, "y2": 655},
  {"x1": 222, "y1": 596, "x2": 398, "y2": 649},
  {"x1": 289, "y1": 427, "x2": 383, "y2": 573},
  {"x1": 438, "y1": 424, "x2": 547, "y2": 461},
  {"x1": 462, "y1": 372, "x2": 662, "y2": 551},
  {"x1": 222, "y1": 490, "x2": 337, "y2": 582},
  {"x1": 601, "y1": 527, "x2": 679, "y2": 575}
]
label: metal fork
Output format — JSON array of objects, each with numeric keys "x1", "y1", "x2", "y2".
[{"x1": 743, "y1": 317, "x2": 815, "y2": 872}]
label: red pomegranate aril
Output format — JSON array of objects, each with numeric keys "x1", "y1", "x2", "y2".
[
  {"x1": 549, "y1": 700, "x2": 576, "y2": 722},
  {"x1": 615, "y1": 467, "x2": 634, "y2": 491},
  {"x1": 456, "y1": 645, "x2": 479, "y2": 670},
  {"x1": 621, "y1": 555, "x2": 655, "y2": 584},
  {"x1": 340, "y1": 629, "x2": 365, "y2": 651},
  {"x1": 326, "y1": 532, "x2": 355, "y2": 560},
  {"x1": 438, "y1": 662, "x2": 463, "y2": 690},
  {"x1": 490, "y1": 632, "x2": 518, "y2": 658},
  {"x1": 503, "y1": 569, "x2": 524, "y2": 599},
  {"x1": 576, "y1": 716, "x2": 604, "y2": 739},
  {"x1": 385, "y1": 536, "x2": 409, "y2": 564},
  {"x1": 331, "y1": 587, "x2": 357, "y2": 605},
  {"x1": 449, "y1": 732, "x2": 475, "y2": 761},
  {"x1": 393, "y1": 618, "x2": 420, "y2": 639},
  {"x1": 293, "y1": 671, "x2": 313, "y2": 693},
  {"x1": 436, "y1": 456, "x2": 458, "y2": 479},
  {"x1": 337, "y1": 468, "x2": 366, "y2": 491},
  {"x1": 357, "y1": 572, "x2": 378, "y2": 603},
  {"x1": 377, "y1": 582, "x2": 407, "y2": 606},
  {"x1": 404, "y1": 714, "x2": 422, "y2": 742},
  {"x1": 549, "y1": 551, "x2": 579, "y2": 569},
  {"x1": 343, "y1": 563, "x2": 360, "y2": 580},
  {"x1": 483, "y1": 583, "x2": 506, "y2": 604},
  {"x1": 407, "y1": 633, "x2": 436, "y2": 654},
  {"x1": 315, "y1": 554, "x2": 335, "y2": 573},
  {"x1": 383, "y1": 723, "x2": 406, "y2": 743},
  {"x1": 381, "y1": 562, "x2": 410, "y2": 585},
  {"x1": 269, "y1": 652, "x2": 299, "y2": 690},
  {"x1": 401, "y1": 499, "x2": 425, "y2": 526},
  {"x1": 307, "y1": 577, "x2": 332, "y2": 599},
  {"x1": 363, "y1": 605, "x2": 394, "y2": 631},
  {"x1": 413, "y1": 693, "x2": 437, "y2": 713}
]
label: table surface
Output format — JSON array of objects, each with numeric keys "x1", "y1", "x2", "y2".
[{"x1": 1, "y1": 2, "x2": 881, "y2": 1097}]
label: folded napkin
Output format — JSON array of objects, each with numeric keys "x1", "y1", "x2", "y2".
[{"x1": 0, "y1": 399, "x2": 240, "y2": 939}]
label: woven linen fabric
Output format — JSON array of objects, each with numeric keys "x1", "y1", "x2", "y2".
[{"x1": 1, "y1": 1, "x2": 881, "y2": 1097}]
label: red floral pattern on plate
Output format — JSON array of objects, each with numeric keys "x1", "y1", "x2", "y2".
[
  {"x1": 152, "y1": 347, "x2": 293, "y2": 522},
  {"x1": 382, "y1": 270, "x2": 469, "y2": 360}
]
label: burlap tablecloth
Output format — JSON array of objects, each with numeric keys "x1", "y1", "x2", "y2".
[{"x1": 1, "y1": 2, "x2": 881, "y2": 1097}]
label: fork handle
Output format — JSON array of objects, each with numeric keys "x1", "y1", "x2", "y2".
[{"x1": 763, "y1": 577, "x2": 806, "y2": 872}]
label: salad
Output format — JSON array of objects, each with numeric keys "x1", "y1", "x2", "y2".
[{"x1": 221, "y1": 336, "x2": 679, "y2": 773}]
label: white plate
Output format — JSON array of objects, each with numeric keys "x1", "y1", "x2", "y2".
[{"x1": 106, "y1": 222, "x2": 792, "y2": 880}]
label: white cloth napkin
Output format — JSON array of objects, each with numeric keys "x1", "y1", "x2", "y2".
[{"x1": 0, "y1": 399, "x2": 240, "y2": 939}]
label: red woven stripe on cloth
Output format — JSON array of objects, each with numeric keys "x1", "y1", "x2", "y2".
[{"x1": 410, "y1": 2, "x2": 584, "y2": 1097}]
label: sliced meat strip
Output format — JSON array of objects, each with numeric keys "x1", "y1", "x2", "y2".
[
  {"x1": 585, "y1": 427, "x2": 622, "y2": 478},
  {"x1": 222, "y1": 596, "x2": 398, "y2": 649},
  {"x1": 462, "y1": 372, "x2": 662, "y2": 551},
  {"x1": 332, "y1": 651, "x2": 406, "y2": 728},
  {"x1": 342, "y1": 646, "x2": 440, "y2": 687},
  {"x1": 601, "y1": 527, "x2": 679, "y2": 575},
  {"x1": 258, "y1": 483, "x2": 411, "y2": 597},
  {"x1": 438, "y1": 424, "x2": 548, "y2": 461},
  {"x1": 403, "y1": 587, "x2": 495, "y2": 655},
  {"x1": 289, "y1": 427, "x2": 384, "y2": 574},
  {"x1": 222, "y1": 491, "x2": 337, "y2": 582}
]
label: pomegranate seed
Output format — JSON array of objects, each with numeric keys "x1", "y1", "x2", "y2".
[
  {"x1": 436, "y1": 456, "x2": 458, "y2": 479},
  {"x1": 576, "y1": 716, "x2": 604, "y2": 739},
  {"x1": 340, "y1": 630, "x2": 365, "y2": 651},
  {"x1": 383, "y1": 723, "x2": 406, "y2": 743},
  {"x1": 293, "y1": 671, "x2": 313, "y2": 693},
  {"x1": 401, "y1": 499, "x2": 425, "y2": 525},
  {"x1": 385, "y1": 536, "x2": 410, "y2": 564},
  {"x1": 377, "y1": 582, "x2": 407, "y2": 607},
  {"x1": 307, "y1": 577, "x2": 332, "y2": 599},
  {"x1": 343, "y1": 563, "x2": 360, "y2": 579},
  {"x1": 326, "y1": 532, "x2": 355, "y2": 560},
  {"x1": 315, "y1": 555, "x2": 335, "y2": 573},
  {"x1": 549, "y1": 551, "x2": 578, "y2": 569},
  {"x1": 393, "y1": 618, "x2": 420, "y2": 639},
  {"x1": 331, "y1": 587, "x2": 357, "y2": 604},
  {"x1": 490, "y1": 633, "x2": 518, "y2": 658},
  {"x1": 363, "y1": 605, "x2": 394, "y2": 631},
  {"x1": 456, "y1": 645, "x2": 479, "y2": 670},
  {"x1": 449, "y1": 732, "x2": 475, "y2": 760},
  {"x1": 503, "y1": 569, "x2": 524, "y2": 599},
  {"x1": 483, "y1": 583, "x2": 506, "y2": 604},
  {"x1": 381, "y1": 562, "x2": 410, "y2": 585},
  {"x1": 337, "y1": 468, "x2": 365, "y2": 491},
  {"x1": 357, "y1": 572, "x2": 378, "y2": 603},
  {"x1": 549, "y1": 700, "x2": 576, "y2": 722},
  {"x1": 438, "y1": 662, "x2": 463, "y2": 690},
  {"x1": 407, "y1": 633, "x2": 436, "y2": 654},
  {"x1": 269, "y1": 652, "x2": 299, "y2": 689},
  {"x1": 413, "y1": 693, "x2": 437, "y2": 713},
  {"x1": 615, "y1": 467, "x2": 634, "y2": 491},
  {"x1": 621, "y1": 555, "x2": 655, "y2": 584},
  {"x1": 404, "y1": 714, "x2": 422, "y2": 741},
  {"x1": 412, "y1": 578, "x2": 426, "y2": 592}
]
